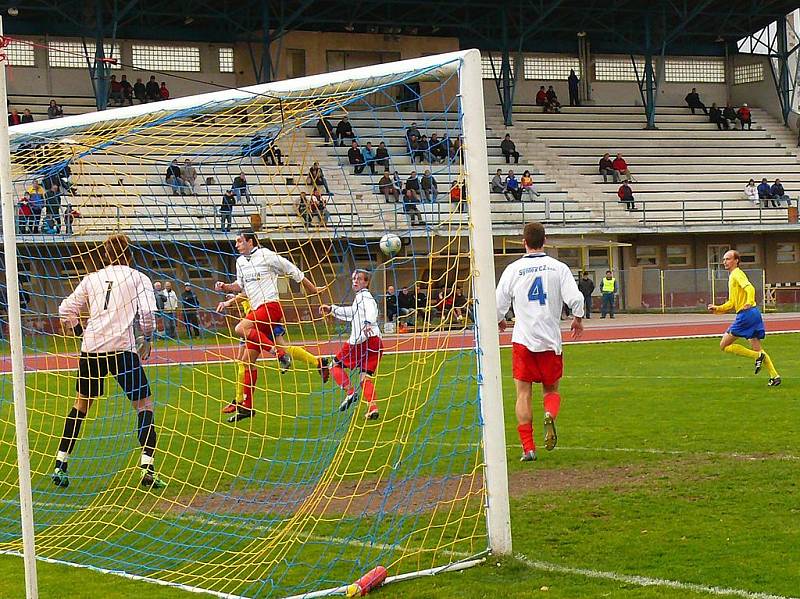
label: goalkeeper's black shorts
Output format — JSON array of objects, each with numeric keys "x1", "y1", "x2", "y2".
[{"x1": 76, "y1": 351, "x2": 151, "y2": 401}]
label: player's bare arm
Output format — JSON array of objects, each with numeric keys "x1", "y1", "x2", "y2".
[{"x1": 570, "y1": 316, "x2": 583, "y2": 339}]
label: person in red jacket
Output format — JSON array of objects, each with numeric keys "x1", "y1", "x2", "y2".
[
  {"x1": 612, "y1": 153, "x2": 632, "y2": 182},
  {"x1": 8, "y1": 109, "x2": 21, "y2": 126},
  {"x1": 736, "y1": 104, "x2": 752, "y2": 130},
  {"x1": 617, "y1": 182, "x2": 637, "y2": 211},
  {"x1": 159, "y1": 82, "x2": 170, "y2": 101}
]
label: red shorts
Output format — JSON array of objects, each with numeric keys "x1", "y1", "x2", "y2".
[
  {"x1": 512, "y1": 343, "x2": 563, "y2": 385},
  {"x1": 245, "y1": 302, "x2": 285, "y2": 348},
  {"x1": 334, "y1": 336, "x2": 383, "y2": 375}
]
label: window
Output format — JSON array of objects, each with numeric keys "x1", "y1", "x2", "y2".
[
  {"x1": 635, "y1": 245, "x2": 658, "y2": 266},
  {"x1": 185, "y1": 254, "x2": 213, "y2": 280},
  {"x1": 588, "y1": 248, "x2": 610, "y2": 268},
  {"x1": 286, "y1": 49, "x2": 306, "y2": 78},
  {"x1": 734, "y1": 63, "x2": 764, "y2": 85},
  {"x1": 132, "y1": 44, "x2": 200, "y2": 72},
  {"x1": 481, "y1": 55, "x2": 515, "y2": 79},
  {"x1": 664, "y1": 58, "x2": 725, "y2": 83},
  {"x1": 735, "y1": 243, "x2": 758, "y2": 264},
  {"x1": 48, "y1": 41, "x2": 121, "y2": 69},
  {"x1": 523, "y1": 56, "x2": 580, "y2": 80},
  {"x1": 557, "y1": 248, "x2": 580, "y2": 268},
  {"x1": 6, "y1": 39, "x2": 35, "y2": 67},
  {"x1": 776, "y1": 243, "x2": 799, "y2": 263},
  {"x1": 666, "y1": 245, "x2": 690, "y2": 266},
  {"x1": 595, "y1": 57, "x2": 645, "y2": 81},
  {"x1": 218, "y1": 47, "x2": 234, "y2": 73}
]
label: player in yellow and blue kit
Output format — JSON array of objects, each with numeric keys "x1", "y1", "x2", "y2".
[{"x1": 708, "y1": 249, "x2": 780, "y2": 386}]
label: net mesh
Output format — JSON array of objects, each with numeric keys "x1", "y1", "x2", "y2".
[{"x1": 0, "y1": 53, "x2": 489, "y2": 597}]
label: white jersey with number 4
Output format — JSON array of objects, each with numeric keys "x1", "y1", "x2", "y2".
[
  {"x1": 331, "y1": 289, "x2": 382, "y2": 345},
  {"x1": 235, "y1": 247, "x2": 305, "y2": 310},
  {"x1": 496, "y1": 252, "x2": 585, "y2": 354},
  {"x1": 59, "y1": 264, "x2": 157, "y2": 354}
]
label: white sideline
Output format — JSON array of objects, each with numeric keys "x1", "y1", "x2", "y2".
[{"x1": 515, "y1": 554, "x2": 800, "y2": 599}]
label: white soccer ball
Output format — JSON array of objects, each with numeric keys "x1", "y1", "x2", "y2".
[{"x1": 379, "y1": 233, "x2": 402, "y2": 257}]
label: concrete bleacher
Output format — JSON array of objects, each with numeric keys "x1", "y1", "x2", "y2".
[
  {"x1": 496, "y1": 104, "x2": 800, "y2": 227},
  {"x1": 8, "y1": 94, "x2": 98, "y2": 121}
]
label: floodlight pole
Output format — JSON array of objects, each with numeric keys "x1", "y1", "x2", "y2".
[
  {"x1": 460, "y1": 48, "x2": 512, "y2": 555},
  {"x1": 0, "y1": 17, "x2": 40, "y2": 599}
]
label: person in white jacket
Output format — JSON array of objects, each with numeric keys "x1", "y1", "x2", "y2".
[
  {"x1": 744, "y1": 179, "x2": 760, "y2": 206},
  {"x1": 320, "y1": 269, "x2": 383, "y2": 420}
]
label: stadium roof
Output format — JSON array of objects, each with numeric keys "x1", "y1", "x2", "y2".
[{"x1": 0, "y1": 0, "x2": 796, "y2": 56}]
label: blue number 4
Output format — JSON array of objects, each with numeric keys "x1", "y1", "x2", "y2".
[{"x1": 527, "y1": 276, "x2": 547, "y2": 305}]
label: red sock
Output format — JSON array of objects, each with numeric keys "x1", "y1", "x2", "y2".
[
  {"x1": 517, "y1": 422, "x2": 535, "y2": 453},
  {"x1": 543, "y1": 392, "x2": 561, "y2": 419},
  {"x1": 331, "y1": 365, "x2": 353, "y2": 394},
  {"x1": 362, "y1": 378, "x2": 376, "y2": 405},
  {"x1": 246, "y1": 328, "x2": 274, "y2": 353},
  {"x1": 242, "y1": 367, "x2": 257, "y2": 409}
]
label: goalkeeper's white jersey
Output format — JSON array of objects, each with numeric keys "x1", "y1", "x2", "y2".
[
  {"x1": 495, "y1": 252, "x2": 584, "y2": 354},
  {"x1": 235, "y1": 247, "x2": 305, "y2": 310},
  {"x1": 331, "y1": 289, "x2": 381, "y2": 345},
  {"x1": 59, "y1": 265, "x2": 157, "y2": 353}
]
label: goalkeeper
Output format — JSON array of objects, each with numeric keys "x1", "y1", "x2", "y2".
[
  {"x1": 708, "y1": 249, "x2": 780, "y2": 387},
  {"x1": 53, "y1": 234, "x2": 165, "y2": 489}
]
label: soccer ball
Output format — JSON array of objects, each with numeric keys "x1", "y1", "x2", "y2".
[{"x1": 379, "y1": 233, "x2": 402, "y2": 257}]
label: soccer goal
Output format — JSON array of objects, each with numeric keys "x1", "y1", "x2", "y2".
[{"x1": 0, "y1": 46, "x2": 510, "y2": 598}]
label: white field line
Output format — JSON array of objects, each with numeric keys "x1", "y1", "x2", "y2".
[{"x1": 515, "y1": 553, "x2": 800, "y2": 599}]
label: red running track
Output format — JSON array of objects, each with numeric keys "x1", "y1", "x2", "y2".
[{"x1": 2, "y1": 315, "x2": 798, "y2": 373}]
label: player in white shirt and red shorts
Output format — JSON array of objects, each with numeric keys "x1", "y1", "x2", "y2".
[
  {"x1": 215, "y1": 232, "x2": 329, "y2": 422},
  {"x1": 496, "y1": 222, "x2": 584, "y2": 461},
  {"x1": 54, "y1": 234, "x2": 165, "y2": 489},
  {"x1": 320, "y1": 269, "x2": 383, "y2": 420}
]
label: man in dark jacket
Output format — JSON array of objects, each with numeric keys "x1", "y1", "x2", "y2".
[
  {"x1": 399, "y1": 287, "x2": 415, "y2": 325},
  {"x1": 145, "y1": 75, "x2": 160, "y2": 102},
  {"x1": 709, "y1": 103, "x2": 728, "y2": 130},
  {"x1": 500, "y1": 134, "x2": 520, "y2": 164},
  {"x1": 44, "y1": 183, "x2": 62, "y2": 233},
  {"x1": 134, "y1": 78, "x2": 147, "y2": 103},
  {"x1": 219, "y1": 189, "x2": 235, "y2": 231},
  {"x1": 568, "y1": 69, "x2": 580, "y2": 106},
  {"x1": 578, "y1": 272, "x2": 595, "y2": 319},
  {"x1": 347, "y1": 140, "x2": 365, "y2": 174},
  {"x1": 181, "y1": 283, "x2": 201, "y2": 339},
  {"x1": 757, "y1": 178, "x2": 772, "y2": 204},
  {"x1": 335, "y1": 116, "x2": 355, "y2": 146},
  {"x1": 685, "y1": 88, "x2": 708, "y2": 115},
  {"x1": 386, "y1": 285, "x2": 399, "y2": 322},
  {"x1": 617, "y1": 182, "x2": 636, "y2": 211},
  {"x1": 316, "y1": 117, "x2": 333, "y2": 143},
  {"x1": 770, "y1": 178, "x2": 790, "y2": 207}
]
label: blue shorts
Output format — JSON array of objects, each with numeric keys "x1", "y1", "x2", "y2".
[{"x1": 728, "y1": 307, "x2": 765, "y2": 340}]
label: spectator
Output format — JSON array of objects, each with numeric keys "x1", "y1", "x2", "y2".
[
  {"x1": 722, "y1": 104, "x2": 737, "y2": 128},
  {"x1": 406, "y1": 123, "x2": 421, "y2": 144},
  {"x1": 599, "y1": 152, "x2": 620, "y2": 183},
  {"x1": 163, "y1": 281, "x2": 179, "y2": 338},
  {"x1": 757, "y1": 178, "x2": 772, "y2": 205},
  {"x1": 60, "y1": 164, "x2": 75, "y2": 196},
  {"x1": 617, "y1": 181, "x2": 636, "y2": 211},
  {"x1": 181, "y1": 283, "x2": 201, "y2": 339},
  {"x1": 415, "y1": 284, "x2": 428, "y2": 319},
  {"x1": 21, "y1": 109, "x2": 33, "y2": 124},
  {"x1": 47, "y1": 100, "x2": 64, "y2": 119},
  {"x1": 449, "y1": 136, "x2": 462, "y2": 162},
  {"x1": 402, "y1": 189, "x2": 425, "y2": 226},
  {"x1": 307, "y1": 161, "x2": 330, "y2": 195},
  {"x1": 17, "y1": 193, "x2": 33, "y2": 234},
  {"x1": 109, "y1": 75, "x2": 123, "y2": 105},
  {"x1": 379, "y1": 170, "x2": 399, "y2": 202},
  {"x1": 63, "y1": 203, "x2": 79, "y2": 235},
  {"x1": 232, "y1": 172, "x2": 254, "y2": 204},
  {"x1": 375, "y1": 141, "x2": 390, "y2": 170},
  {"x1": 44, "y1": 183, "x2": 62, "y2": 233},
  {"x1": 260, "y1": 134, "x2": 283, "y2": 166},
  {"x1": 578, "y1": 272, "x2": 595, "y2": 319},
  {"x1": 166, "y1": 159, "x2": 190, "y2": 195},
  {"x1": 736, "y1": 103, "x2": 752, "y2": 130},
  {"x1": 335, "y1": 116, "x2": 355, "y2": 146},
  {"x1": 220, "y1": 189, "x2": 235, "y2": 231},
  {"x1": 316, "y1": 117, "x2": 334, "y2": 143},
  {"x1": 146, "y1": 76, "x2": 160, "y2": 102},
  {"x1": 744, "y1": 179, "x2": 760, "y2": 206},
  {"x1": 568, "y1": 69, "x2": 580, "y2": 106},
  {"x1": 362, "y1": 141, "x2": 377, "y2": 175},
  {"x1": 385, "y1": 286, "x2": 399, "y2": 322},
  {"x1": 429, "y1": 133, "x2": 447, "y2": 163},
  {"x1": 183, "y1": 159, "x2": 198, "y2": 193},
  {"x1": 453, "y1": 287, "x2": 470, "y2": 322},
  {"x1": 120, "y1": 74, "x2": 134, "y2": 105},
  {"x1": 159, "y1": 82, "x2": 170, "y2": 101},
  {"x1": 392, "y1": 170, "x2": 403, "y2": 198},
  {"x1": 8, "y1": 109, "x2": 20, "y2": 126},
  {"x1": 41, "y1": 216, "x2": 58, "y2": 234},
  {"x1": 520, "y1": 170, "x2": 540, "y2": 201},
  {"x1": 153, "y1": 281, "x2": 166, "y2": 337},
  {"x1": 309, "y1": 189, "x2": 330, "y2": 225},
  {"x1": 684, "y1": 88, "x2": 708, "y2": 115},
  {"x1": 709, "y1": 103, "x2": 728, "y2": 130},
  {"x1": 770, "y1": 178, "x2": 790, "y2": 207},
  {"x1": 490, "y1": 168, "x2": 505, "y2": 193},
  {"x1": 405, "y1": 170, "x2": 421, "y2": 200},
  {"x1": 546, "y1": 86, "x2": 561, "y2": 112},
  {"x1": 27, "y1": 182, "x2": 44, "y2": 233},
  {"x1": 398, "y1": 287, "x2": 415, "y2": 325},
  {"x1": 500, "y1": 133, "x2": 520, "y2": 164},
  {"x1": 535, "y1": 86, "x2": 550, "y2": 112},
  {"x1": 436, "y1": 288, "x2": 454, "y2": 319},
  {"x1": 347, "y1": 140, "x2": 365, "y2": 174},
  {"x1": 612, "y1": 153, "x2": 632, "y2": 182},
  {"x1": 421, "y1": 169, "x2": 438, "y2": 202},
  {"x1": 297, "y1": 191, "x2": 313, "y2": 227},
  {"x1": 600, "y1": 270, "x2": 617, "y2": 319},
  {"x1": 504, "y1": 170, "x2": 522, "y2": 202},
  {"x1": 416, "y1": 134, "x2": 430, "y2": 164},
  {"x1": 450, "y1": 181, "x2": 466, "y2": 212},
  {"x1": 133, "y1": 78, "x2": 147, "y2": 103}
]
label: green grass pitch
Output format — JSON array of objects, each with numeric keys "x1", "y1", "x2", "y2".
[{"x1": 0, "y1": 334, "x2": 798, "y2": 598}]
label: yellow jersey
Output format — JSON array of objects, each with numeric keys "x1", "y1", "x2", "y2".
[{"x1": 714, "y1": 268, "x2": 756, "y2": 314}]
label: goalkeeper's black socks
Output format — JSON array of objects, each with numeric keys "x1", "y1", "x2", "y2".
[{"x1": 56, "y1": 407, "x2": 87, "y2": 470}]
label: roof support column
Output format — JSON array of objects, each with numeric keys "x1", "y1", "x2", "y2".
[
  {"x1": 259, "y1": 2, "x2": 273, "y2": 84},
  {"x1": 498, "y1": 10, "x2": 515, "y2": 126},
  {"x1": 93, "y1": 0, "x2": 109, "y2": 111},
  {"x1": 776, "y1": 17, "x2": 791, "y2": 125}
]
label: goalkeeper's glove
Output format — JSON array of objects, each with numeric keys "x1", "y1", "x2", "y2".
[{"x1": 136, "y1": 335, "x2": 153, "y2": 361}]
